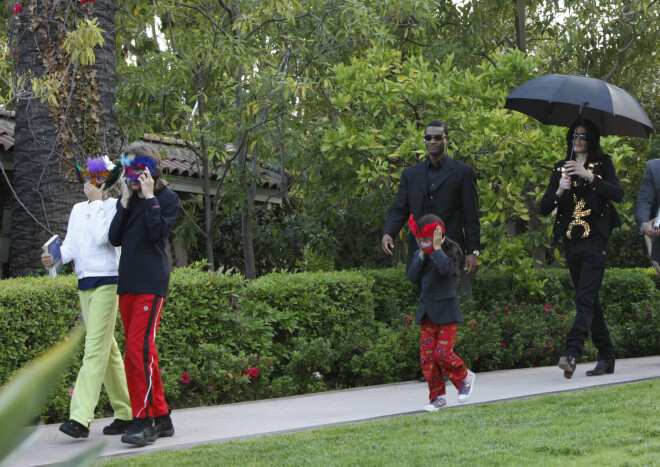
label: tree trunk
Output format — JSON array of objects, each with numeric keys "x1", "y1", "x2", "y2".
[
  {"x1": 196, "y1": 71, "x2": 216, "y2": 271},
  {"x1": 9, "y1": 1, "x2": 117, "y2": 277},
  {"x1": 231, "y1": 0, "x2": 256, "y2": 280},
  {"x1": 513, "y1": 0, "x2": 526, "y2": 53}
]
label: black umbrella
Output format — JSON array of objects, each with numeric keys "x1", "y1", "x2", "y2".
[{"x1": 504, "y1": 74, "x2": 654, "y2": 138}]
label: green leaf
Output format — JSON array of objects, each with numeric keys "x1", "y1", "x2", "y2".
[{"x1": 0, "y1": 327, "x2": 83, "y2": 460}]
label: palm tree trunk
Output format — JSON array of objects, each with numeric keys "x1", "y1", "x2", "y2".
[{"x1": 9, "y1": 0, "x2": 117, "y2": 277}]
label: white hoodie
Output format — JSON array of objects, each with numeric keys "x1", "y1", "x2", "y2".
[{"x1": 60, "y1": 198, "x2": 120, "y2": 279}]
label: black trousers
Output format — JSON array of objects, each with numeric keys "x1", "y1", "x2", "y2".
[{"x1": 564, "y1": 235, "x2": 615, "y2": 360}]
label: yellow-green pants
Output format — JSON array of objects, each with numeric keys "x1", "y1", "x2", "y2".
[{"x1": 70, "y1": 284, "x2": 131, "y2": 427}]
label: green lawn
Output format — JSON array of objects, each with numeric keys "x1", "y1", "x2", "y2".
[{"x1": 98, "y1": 379, "x2": 660, "y2": 466}]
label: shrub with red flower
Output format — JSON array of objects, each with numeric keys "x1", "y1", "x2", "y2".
[
  {"x1": 501, "y1": 342, "x2": 507, "y2": 348},
  {"x1": 244, "y1": 366, "x2": 260, "y2": 380},
  {"x1": 13, "y1": 4, "x2": 23, "y2": 14},
  {"x1": 544, "y1": 304, "x2": 551, "y2": 312},
  {"x1": 180, "y1": 372, "x2": 191, "y2": 384}
]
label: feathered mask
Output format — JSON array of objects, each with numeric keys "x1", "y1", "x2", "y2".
[
  {"x1": 121, "y1": 153, "x2": 158, "y2": 181},
  {"x1": 408, "y1": 214, "x2": 445, "y2": 254},
  {"x1": 75, "y1": 156, "x2": 122, "y2": 189}
]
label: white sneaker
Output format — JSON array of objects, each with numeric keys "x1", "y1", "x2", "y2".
[
  {"x1": 423, "y1": 396, "x2": 447, "y2": 412},
  {"x1": 457, "y1": 370, "x2": 475, "y2": 403}
]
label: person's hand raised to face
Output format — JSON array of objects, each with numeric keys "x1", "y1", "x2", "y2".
[
  {"x1": 138, "y1": 169, "x2": 155, "y2": 198},
  {"x1": 432, "y1": 225, "x2": 444, "y2": 251},
  {"x1": 83, "y1": 183, "x2": 104, "y2": 202}
]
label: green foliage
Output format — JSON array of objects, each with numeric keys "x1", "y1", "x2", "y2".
[
  {"x1": 62, "y1": 18, "x2": 104, "y2": 66},
  {"x1": 159, "y1": 265, "x2": 247, "y2": 357},
  {"x1": 1, "y1": 265, "x2": 658, "y2": 424},
  {"x1": 0, "y1": 327, "x2": 90, "y2": 462},
  {"x1": 107, "y1": 0, "x2": 659, "y2": 280},
  {"x1": 0, "y1": 275, "x2": 79, "y2": 383},
  {"x1": 161, "y1": 344, "x2": 274, "y2": 406}
]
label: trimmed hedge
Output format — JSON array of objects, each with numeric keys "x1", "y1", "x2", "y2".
[{"x1": 0, "y1": 265, "x2": 658, "y2": 423}]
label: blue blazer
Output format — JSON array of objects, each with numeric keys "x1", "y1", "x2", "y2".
[{"x1": 407, "y1": 248, "x2": 463, "y2": 325}]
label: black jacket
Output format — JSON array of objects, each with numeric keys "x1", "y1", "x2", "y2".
[
  {"x1": 539, "y1": 154, "x2": 623, "y2": 244},
  {"x1": 109, "y1": 188, "x2": 179, "y2": 296},
  {"x1": 407, "y1": 248, "x2": 462, "y2": 325},
  {"x1": 383, "y1": 156, "x2": 480, "y2": 266}
]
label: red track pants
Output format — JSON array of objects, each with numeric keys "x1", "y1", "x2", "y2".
[
  {"x1": 420, "y1": 318, "x2": 468, "y2": 401},
  {"x1": 119, "y1": 293, "x2": 169, "y2": 418}
]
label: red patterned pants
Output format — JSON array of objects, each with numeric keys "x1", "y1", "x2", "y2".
[{"x1": 420, "y1": 317, "x2": 468, "y2": 401}]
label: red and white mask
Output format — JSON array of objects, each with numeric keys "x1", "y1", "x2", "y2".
[{"x1": 408, "y1": 214, "x2": 445, "y2": 254}]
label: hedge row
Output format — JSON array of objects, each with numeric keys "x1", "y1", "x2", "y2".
[{"x1": 0, "y1": 265, "x2": 658, "y2": 424}]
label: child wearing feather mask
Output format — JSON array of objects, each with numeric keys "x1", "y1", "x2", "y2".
[
  {"x1": 41, "y1": 155, "x2": 132, "y2": 439},
  {"x1": 109, "y1": 142, "x2": 179, "y2": 446}
]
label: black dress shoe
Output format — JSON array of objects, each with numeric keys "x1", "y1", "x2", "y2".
[
  {"x1": 586, "y1": 359, "x2": 615, "y2": 376},
  {"x1": 558, "y1": 355, "x2": 577, "y2": 379}
]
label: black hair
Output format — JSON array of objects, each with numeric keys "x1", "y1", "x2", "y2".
[
  {"x1": 425, "y1": 120, "x2": 449, "y2": 137},
  {"x1": 565, "y1": 119, "x2": 605, "y2": 162},
  {"x1": 417, "y1": 213, "x2": 463, "y2": 268}
]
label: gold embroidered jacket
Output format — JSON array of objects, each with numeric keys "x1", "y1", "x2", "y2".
[{"x1": 539, "y1": 154, "x2": 623, "y2": 244}]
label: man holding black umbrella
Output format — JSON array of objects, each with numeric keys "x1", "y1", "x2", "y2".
[{"x1": 539, "y1": 119, "x2": 623, "y2": 379}]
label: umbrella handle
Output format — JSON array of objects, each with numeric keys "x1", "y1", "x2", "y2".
[{"x1": 579, "y1": 101, "x2": 589, "y2": 119}]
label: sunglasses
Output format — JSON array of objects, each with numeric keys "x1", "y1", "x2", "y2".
[
  {"x1": 424, "y1": 134, "x2": 447, "y2": 141},
  {"x1": 573, "y1": 133, "x2": 588, "y2": 141}
]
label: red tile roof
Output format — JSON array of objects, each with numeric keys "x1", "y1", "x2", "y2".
[
  {"x1": 0, "y1": 126, "x2": 13, "y2": 152},
  {"x1": 141, "y1": 134, "x2": 286, "y2": 191},
  {"x1": 0, "y1": 116, "x2": 286, "y2": 192}
]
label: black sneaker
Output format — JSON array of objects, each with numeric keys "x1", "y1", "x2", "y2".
[
  {"x1": 155, "y1": 412, "x2": 175, "y2": 438},
  {"x1": 558, "y1": 355, "x2": 577, "y2": 379},
  {"x1": 120, "y1": 414, "x2": 175, "y2": 446},
  {"x1": 59, "y1": 419, "x2": 89, "y2": 439},
  {"x1": 103, "y1": 418, "x2": 135, "y2": 435}
]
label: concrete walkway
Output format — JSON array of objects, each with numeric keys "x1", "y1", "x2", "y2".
[{"x1": 8, "y1": 355, "x2": 660, "y2": 466}]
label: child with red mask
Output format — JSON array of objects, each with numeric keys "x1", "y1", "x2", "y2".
[{"x1": 407, "y1": 214, "x2": 475, "y2": 411}]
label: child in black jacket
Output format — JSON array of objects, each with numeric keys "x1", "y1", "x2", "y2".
[
  {"x1": 109, "y1": 142, "x2": 179, "y2": 446},
  {"x1": 407, "y1": 214, "x2": 475, "y2": 411}
]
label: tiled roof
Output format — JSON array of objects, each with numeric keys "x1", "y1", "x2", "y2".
[
  {"x1": 0, "y1": 126, "x2": 13, "y2": 152},
  {"x1": 0, "y1": 115, "x2": 286, "y2": 192},
  {"x1": 141, "y1": 134, "x2": 286, "y2": 191}
]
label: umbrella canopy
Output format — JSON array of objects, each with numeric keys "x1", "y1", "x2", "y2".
[{"x1": 504, "y1": 74, "x2": 654, "y2": 138}]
